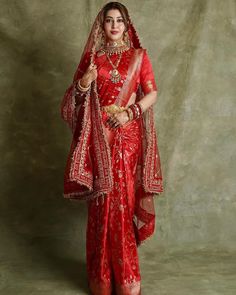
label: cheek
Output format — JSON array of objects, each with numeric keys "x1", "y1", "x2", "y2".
[
  {"x1": 104, "y1": 23, "x2": 110, "y2": 33},
  {"x1": 120, "y1": 24, "x2": 126, "y2": 33}
]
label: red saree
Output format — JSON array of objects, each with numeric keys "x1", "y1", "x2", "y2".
[{"x1": 61, "y1": 7, "x2": 163, "y2": 295}]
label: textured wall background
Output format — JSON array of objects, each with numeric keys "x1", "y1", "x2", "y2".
[{"x1": 0, "y1": 0, "x2": 236, "y2": 283}]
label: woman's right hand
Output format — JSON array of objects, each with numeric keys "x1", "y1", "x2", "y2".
[{"x1": 80, "y1": 63, "x2": 98, "y2": 88}]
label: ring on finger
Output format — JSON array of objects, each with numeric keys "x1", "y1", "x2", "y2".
[{"x1": 111, "y1": 119, "x2": 118, "y2": 127}]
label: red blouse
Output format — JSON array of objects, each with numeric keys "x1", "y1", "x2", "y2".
[{"x1": 94, "y1": 47, "x2": 157, "y2": 107}]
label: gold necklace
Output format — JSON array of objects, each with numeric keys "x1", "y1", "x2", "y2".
[
  {"x1": 104, "y1": 40, "x2": 130, "y2": 56},
  {"x1": 104, "y1": 44, "x2": 130, "y2": 56},
  {"x1": 106, "y1": 52, "x2": 123, "y2": 83}
]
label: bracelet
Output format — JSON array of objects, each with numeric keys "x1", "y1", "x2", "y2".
[
  {"x1": 76, "y1": 79, "x2": 90, "y2": 92},
  {"x1": 136, "y1": 102, "x2": 143, "y2": 115},
  {"x1": 128, "y1": 103, "x2": 143, "y2": 120},
  {"x1": 129, "y1": 104, "x2": 137, "y2": 119},
  {"x1": 126, "y1": 107, "x2": 134, "y2": 121},
  {"x1": 133, "y1": 104, "x2": 140, "y2": 118}
]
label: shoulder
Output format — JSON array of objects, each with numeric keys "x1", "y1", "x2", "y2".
[
  {"x1": 126, "y1": 48, "x2": 148, "y2": 68},
  {"x1": 132, "y1": 47, "x2": 146, "y2": 53},
  {"x1": 132, "y1": 48, "x2": 147, "y2": 59}
]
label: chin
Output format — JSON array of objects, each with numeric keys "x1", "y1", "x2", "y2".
[{"x1": 108, "y1": 34, "x2": 123, "y2": 42}]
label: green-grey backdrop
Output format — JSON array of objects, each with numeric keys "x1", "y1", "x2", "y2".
[{"x1": 0, "y1": 0, "x2": 236, "y2": 294}]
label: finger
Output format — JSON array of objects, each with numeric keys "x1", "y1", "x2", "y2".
[
  {"x1": 91, "y1": 70, "x2": 98, "y2": 77},
  {"x1": 88, "y1": 64, "x2": 95, "y2": 72},
  {"x1": 89, "y1": 69, "x2": 97, "y2": 76},
  {"x1": 88, "y1": 66, "x2": 94, "y2": 73},
  {"x1": 108, "y1": 120, "x2": 115, "y2": 128},
  {"x1": 107, "y1": 115, "x2": 115, "y2": 122},
  {"x1": 106, "y1": 118, "x2": 114, "y2": 128},
  {"x1": 88, "y1": 64, "x2": 93, "y2": 70},
  {"x1": 113, "y1": 122, "x2": 121, "y2": 129},
  {"x1": 114, "y1": 122, "x2": 120, "y2": 129},
  {"x1": 110, "y1": 119, "x2": 119, "y2": 129},
  {"x1": 90, "y1": 63, "x2": 97, "y2": 69},
  {"x1": 107, "y1": 118, "x2": 115, "y2": 127},
  {"x1": 106, "y1": 117, "x2": 112, "y2": 124}
]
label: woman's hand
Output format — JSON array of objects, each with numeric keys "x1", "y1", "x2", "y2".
[
  {"x1": 80, "y1": 63, "x2": 98, "y2": 87},
  {"x1": 106, "y1": 111, "x2": 129, "y2": 129}
]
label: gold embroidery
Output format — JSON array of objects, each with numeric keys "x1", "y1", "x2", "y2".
[
  {"x1": 102, "y1": 104, "x2": 127, "y2": 115},
  {"x1": 96, "y1": 50, "x2": 105, "y2": 57},
  {"x1": 69, "y1": 89, "x2": 93, "y2": 189},
  {"x1": 146, "y1": 80, "x2": 154, "y2": 91},
  {"x1": 116, "y1": 49, "x2": 144, "y2": 106},
  {"x1": 142, "y1": 106, "x2": 163, "y2": 192}
]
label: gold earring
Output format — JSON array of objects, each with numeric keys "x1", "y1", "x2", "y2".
[{"x1": 123, "y1": 31, "x2": 130, "y2": 47}]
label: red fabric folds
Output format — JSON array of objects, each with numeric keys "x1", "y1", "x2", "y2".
[
  {"x1": 86, "y1": 119, "x2": 142, "y2": 293},
  {"x1": 60, "y1": 5, "x2": 163, "y2": 247}
]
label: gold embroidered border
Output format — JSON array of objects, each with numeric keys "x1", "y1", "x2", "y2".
[
  {"x1": 116, "y1": 48, "x2": 144, "y2": 107},
  {"x1": 142, "y1": 106, "x2": 163, "y2": 192},
  {"x1": 91, "y1": 81, "x2": 114, "y2": 194},
  {"x1": 69, "y1": 88, "x2": 93, "y2": 190}
]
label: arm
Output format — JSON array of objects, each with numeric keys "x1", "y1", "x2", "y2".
[
  {"x1": 138, "y1": 90, "x2": 157, "y2": 113},
  {"x1": 61, "y1": 52, "x2": 91, "y2": 130},
  {"x1": 138, "y1": 49, "x2": 158, "y2": 111}
]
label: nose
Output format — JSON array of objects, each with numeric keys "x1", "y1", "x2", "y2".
[{"x1": 111, "y1": 20, "x2": 117, "y2": 29}]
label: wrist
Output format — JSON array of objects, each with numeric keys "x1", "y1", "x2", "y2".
[
  {"x1": 76, "y1": 79, "x2": 90, "y2": 92},
  {"x1": 127, "y1": 103, "x2": 143, "y2": 120},
  {"x1": 124, "y1": 110, "x2": 130, "y2": 123},
  {"x1": 80, "y1": 77, "x2": 91, "y2": 88}
]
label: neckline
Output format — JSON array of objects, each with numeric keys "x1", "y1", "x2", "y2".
[{"x1": 103, "y1": 44, "x2": 131, "y2": 56}]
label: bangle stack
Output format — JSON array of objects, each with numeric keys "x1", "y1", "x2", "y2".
[
  {"x1": 76, "y1": 79, "x2": 90, "y2": 92},
  {"x1": 126, "y1": 107, "x2": 134, "y2": 121},
  {"x1": 126, "y1": 103, "x2": 143, "y2": 121}
]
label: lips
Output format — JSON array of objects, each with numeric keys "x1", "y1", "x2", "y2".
[{"x1": 111, "y1": 31, "x2": 119, "y2": 34}]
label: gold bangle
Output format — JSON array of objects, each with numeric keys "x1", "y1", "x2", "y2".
[{"x1": 76, "y1": 79, "x2": 90, "y2": 92}]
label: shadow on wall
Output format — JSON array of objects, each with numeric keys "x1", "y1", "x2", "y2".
[{"x1": 1, "y1": 3, "x2": 88, "y2": 291}]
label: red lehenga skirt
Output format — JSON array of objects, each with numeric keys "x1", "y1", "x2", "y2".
[{"x1": 86, "y1": 117, "x2": 142, "y2": 295}]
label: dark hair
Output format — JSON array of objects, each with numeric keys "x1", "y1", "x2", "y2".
[{"x1": 100, "y1": 2, "x2": 130, "y2": 31}]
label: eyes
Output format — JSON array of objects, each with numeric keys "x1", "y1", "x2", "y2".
[{"x1": 105, "y1": 18, "x2": 124, "y2": 24}]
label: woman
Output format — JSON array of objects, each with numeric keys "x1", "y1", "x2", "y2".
[{"x1": 61, "y1": 2, "x2": 163, "y2": 294}]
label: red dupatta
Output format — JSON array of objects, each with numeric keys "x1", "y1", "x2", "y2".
[{"x1": 61, "y1": 4, "x2": 163, "y2": 243}]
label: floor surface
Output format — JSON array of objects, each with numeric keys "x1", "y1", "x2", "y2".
[{"x1": 0, "y1": 240, "x2": 235, "y2": 295}]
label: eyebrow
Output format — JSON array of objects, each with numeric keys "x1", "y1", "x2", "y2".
[{"x1": 105, "y1": 16, "x2": 123, "y2": 19}]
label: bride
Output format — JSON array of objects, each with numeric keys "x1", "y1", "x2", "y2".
[{"x1": 61, "y1": 2, "x2": 163, "y2": 294}]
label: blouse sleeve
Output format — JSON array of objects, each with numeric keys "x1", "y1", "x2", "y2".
[{"x1": 140, "y1": 49, "x2": 158, "y2": 95}]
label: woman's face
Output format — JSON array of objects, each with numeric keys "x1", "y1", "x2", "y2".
[{"x1": 104, "y1": 9, "x2": 126, "y2": 43}]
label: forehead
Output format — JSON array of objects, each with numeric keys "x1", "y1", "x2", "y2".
[{"x1": 105, "y1": 9, "x2": 123, "y2": 18}]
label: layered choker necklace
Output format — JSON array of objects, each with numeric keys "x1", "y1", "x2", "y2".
[{"x1": 104, "y1": 40, "x2": 130, "y2": 56}]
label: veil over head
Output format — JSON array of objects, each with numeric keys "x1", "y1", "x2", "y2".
[
  {"x1": 61, "y1": 2, "x2": 163, "y2": 245},
  {"x1": 72, "y1": 2, "x2": 142, "y2": 82}
]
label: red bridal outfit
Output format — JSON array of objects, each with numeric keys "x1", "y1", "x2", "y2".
[{"x1": 61, "y1": 7, "x2": 163, "y2": 295}]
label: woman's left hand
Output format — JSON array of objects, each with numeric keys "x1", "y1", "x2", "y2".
[{"x1": 106, "y1": 111, "x2": 129, "y2": 129}]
